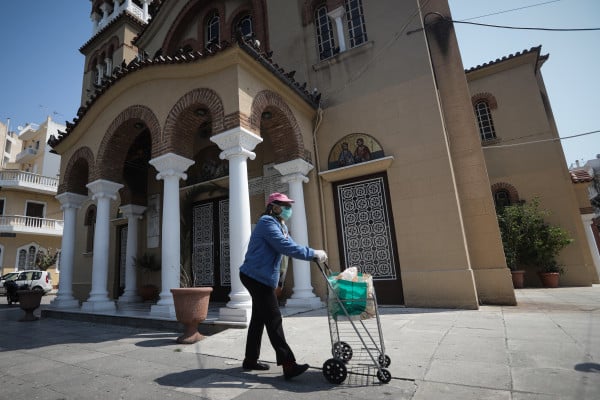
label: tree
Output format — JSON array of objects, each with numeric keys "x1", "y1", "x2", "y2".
[
  {"x1": 35, "y1": 248, "x2": 59, "y2": 271},
  {"x1": 497, "y1": 198, "x2": 572, "y2": 272}
]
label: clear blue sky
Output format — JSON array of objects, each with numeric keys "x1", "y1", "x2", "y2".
[{"x1": 0, "y1": 1, "x2": 598, "y2": 166}]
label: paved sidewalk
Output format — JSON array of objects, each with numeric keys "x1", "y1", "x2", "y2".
[{"x1": 0, "y1": 287, "x2": 599, "y2": 399}]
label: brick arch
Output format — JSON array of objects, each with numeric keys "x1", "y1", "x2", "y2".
[
  {"x1": 472, "y1": 92, "x2": 498, "y2": 110},
  {"x1": 59, "y1": 146, "x2": 95, "y2": 195},
  {"x1": 163, "y1": 88, "x2": 225, "y2": 159},
  {"x1": 491, "y1": 182, "x2": 520, "y2": 205},
  {"x1": 95, "y1": 105, "x2": 161, "y2": 182},
  {"x1": 224, "y1": 1, "x2": 269, "y2": 50},
  {"x1": 250, "y1": 90, "x2": 305, "y2": 163},
  {"x1": 163, "y1": 1, "x2": 225, "y2": 55}
]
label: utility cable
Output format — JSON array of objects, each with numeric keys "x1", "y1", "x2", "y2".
[
  {"x1": 458, "y1": 0, "x2": 562, "y2": 22},
  {"x1": 482, "y1": 129, "x2": 600, "y2": 149},
  {"x1": 451, "y1": 19, "x2": 600, "y2": 32}
]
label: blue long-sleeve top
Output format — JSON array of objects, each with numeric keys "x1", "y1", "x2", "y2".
[{"x1": 240, "y1": 215, "x2": 315, "y2": 288}]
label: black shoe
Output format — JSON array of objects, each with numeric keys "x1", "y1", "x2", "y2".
[
  {"x1": 283, "y1": 363, "x2": 309, "y2": 380},
  {"x1": 243, "y1": 360, "x2": 270, "y2": 371}
]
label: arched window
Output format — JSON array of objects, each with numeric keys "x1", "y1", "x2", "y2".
[
  {"x1": 206, "y1": 11, "x2": 220, "y2": 47},
  {"x1": 236, "y1": 14, "x2": 253, "y2": 38},
  {"x1": 16, "y1": 243, "x2": 38, "y2": 270},
  {"x1": 494, "y1": 189, "x2": 511, "y2": 209},
  {"x1": 85, "y1": 205, "x2": 97, "y2": 253},
  {"x1": 345, "y1": 0, "x2": 367, "y2": 47},
  {"x1": 474, "y1": 100, "x2": 496, "y2": 141},
  {"x1": 315, "y1": 5, "x2": 335, "y2": 60}
]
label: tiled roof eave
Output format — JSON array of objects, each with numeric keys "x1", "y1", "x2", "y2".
[
  {"x1": 464, "y1": 45, "x2": 545, "y2": 74},
  {"x1": 49, "y1": 36, "x2": 321, "y2": 150}
]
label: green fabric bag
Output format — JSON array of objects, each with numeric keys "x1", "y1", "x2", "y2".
[{"x1": 328, "y1": 274, "x2": 367, "y2": 317}]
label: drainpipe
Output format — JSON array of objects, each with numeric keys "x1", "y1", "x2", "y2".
[{"x1": 312, "y1": 104, "x2": 328, "y2": 250}]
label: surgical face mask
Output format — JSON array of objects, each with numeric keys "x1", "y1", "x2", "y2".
[{"x1": 280, "y1": 206, "x2": 293, "y2": 221}]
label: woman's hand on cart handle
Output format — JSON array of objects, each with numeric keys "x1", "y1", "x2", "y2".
[{"x1": 313, "y1": 250, "x2": 328, "y2": 263}]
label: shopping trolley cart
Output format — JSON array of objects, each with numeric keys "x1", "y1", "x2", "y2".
[{"x1": 314, "y1": 261, "x2": 392, "y2": 384}]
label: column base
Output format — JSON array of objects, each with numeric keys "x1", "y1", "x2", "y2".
[
  {"x1": 285, "y1": 296, "x2": 324, "y2": 309},
  {"x1": 48, "y1": 297, "x2": 80, "y2": 309},
  {"x1": 217, "y1": 306, "x2": 251, "y2": 325},
  {"x1": 118, "y1": 293, "x2": 141, "y2": 304},
  {"x1": 150, "y1": 303, "x2": 176, "y2": 319},
  {"x1": 81, "y1": 300, "x2": 116, "y2": 312}
]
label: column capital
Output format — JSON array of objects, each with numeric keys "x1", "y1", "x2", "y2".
[
  {"x1": 86, "y1": 179, "x2": 123, "y2": 201},
  {"x1": 274, "y1": 158, "x2": 314, "y2": 179},
  {"x1": 56, "y1": 192, "x2": 88, "y2": 210},
  {"x1": 328, "y1": 6, "x2": 345, "y2": 20},
  {"x1": 149, "y1": 152, "x2": 194, "y2": 181},
  {"x1": 120, "y1": 204, "x2": 146, "y2": 219},
  {"x1": 211, "y1": 127, "x2": 263, "y2": 160}
]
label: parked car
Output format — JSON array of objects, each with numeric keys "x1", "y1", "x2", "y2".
[
  {"x1": 0, "y1": 270, "x2": 53, "y2": 295},
  {"x1": 0, "y1": 272, "x2": 20, "y2": 295}
]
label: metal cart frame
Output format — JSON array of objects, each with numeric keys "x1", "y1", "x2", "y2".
[{"x1": 314, "y1": 261, "x2": 392, "y2": 384}]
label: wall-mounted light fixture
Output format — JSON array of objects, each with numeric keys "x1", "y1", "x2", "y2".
[
  {"x1": 195, "y1": 108, "x2": 208, "y2": 117},
  {"x1": 134, "y1": 122, "x2": 144, "y2": 129},
  {"x1": 261, "y1": 111, "x2": 272, "y2": 120}
]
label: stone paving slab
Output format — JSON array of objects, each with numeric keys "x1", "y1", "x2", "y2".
[{"x1": 0, "y1": 287, "x2": 599, "y2": 399}]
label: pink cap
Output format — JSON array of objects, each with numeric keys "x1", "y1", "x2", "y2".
[{"x1": 267, "y1": 192, "x2": 295, "y2": 205}]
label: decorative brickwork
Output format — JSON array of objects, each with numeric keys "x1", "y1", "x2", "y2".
[
  {"x1": 471, "y1": 92, "x2": 498, "y2": 110},
  {"x1": 163, "y1": 1, "x2": 226, "y2": 55},
  {"x1": 491, "y1": 182, "x2": 520, "y2": 205},
  {"x1": 94, "y1": 105, "x2": 161, "y2": 182},
  {"x1": 59, "y1": 146, "x2": 95, "y2": 195},
  {"x1": 250, "y1": 90, "x2": 305, "y2": 163},
  {"x1": 163, "y1": 88, "x2": 225, "y2": 159}
]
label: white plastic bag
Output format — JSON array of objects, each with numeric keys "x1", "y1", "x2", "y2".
[{"x1": 337, "y1": 266, "x2": 359, "y2": 282}]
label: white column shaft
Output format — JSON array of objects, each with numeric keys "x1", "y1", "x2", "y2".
[
  {"x1": 582, "y1": 214, "x2": 600, "y2": 280},
  {"x1": 89, "y1": 196, "x2": 111, "y2": 299},
  {"x1": 119, "y1": 205, "x2": 146, "y2": 303},
  {"x1": 328, "y1": 7, "x2": 347, "y2": 52},
  {"x1": 50, "y1": 192, "x2": 87, "y2": 309},
  {"x1": 148, "y1": 153, "x2": 194, "y2": 318},
  {"x1": 157, "y1": 174, "x2": 181, "y2": 304},
  {"x1": 82, "y1": 180, "x2": 122, "y2": 312},
  {"x1": 226, "y1": 154, "x2": 253, "y2": 307}
]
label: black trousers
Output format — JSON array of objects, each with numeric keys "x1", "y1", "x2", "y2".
[{"x1": 240, "y1": 272, "x2": 296, "y2": 365}]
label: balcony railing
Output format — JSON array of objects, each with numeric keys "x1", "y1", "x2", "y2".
[
  {"x1": 16, "y1": 147, "x2": 38, "y2": 163},
  {"x1": 0, "y1": 215, "x2": 63, "y2": 236},
  {"x1": 0, "y1": 170, "x2": 58, "y2": 194}
]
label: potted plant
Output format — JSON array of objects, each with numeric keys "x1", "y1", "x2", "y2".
[
  {"x1": 169, "y1": 185, "x2": 220, "y2": 344},
  {"x1": 497, "y1": 198, "x2": 572, "y2": 288},
  {"x1": 133, "y1": 253, "x2": 161, "y2": 301}
]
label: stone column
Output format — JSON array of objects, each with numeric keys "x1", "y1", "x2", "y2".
[
  {"x1": 81, "y1": 179, "x2": 123, "y2": 312},
  {"x1": 211, "y1": 127, "x2": 262, "y2": 323},
  {"x1": 274, "y1": 159, "x2": 322, "y2": 308},
  {"x1": 118, "y1": 204, "x2": 146, "y2": 304},
  {"x1": 149, "y1": 153, "x2": 194, "y2": 318},
  {"x1": 328, "y1": 6, "x2": 347, "y2": 53},
  {"x1": 91, "y1": 12, "x2": 100, "y2": 33},
  {"x1": 49, "y1": 192, "x2": 87, "y2": 309}
]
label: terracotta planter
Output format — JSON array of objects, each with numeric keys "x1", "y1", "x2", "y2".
[
  {"x1": 510, "y1": 270, "x2": 526, "y2": 289},
  {"x1": 17, "y1": 290, "x2": 44, "y2": 321},
  {"x1": 171, "y1": 287, "x2": 213, "y2": 344},
  {"x1": 538, "y1": 272, "x2": 560, "y2": 288}
]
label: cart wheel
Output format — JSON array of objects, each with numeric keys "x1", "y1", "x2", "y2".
[
  {"x1": 376, "y1": 368, "x2": 392, "y2": 383},
  {"x1": 378, "y1": 354, "x2": 391, "y2": 367},
  {"x1": 322, "y1": 358, "x2": 347, "y2": 384},
  {"x1": 332, "y1": 341, "x2": 353, "y2": 362}
]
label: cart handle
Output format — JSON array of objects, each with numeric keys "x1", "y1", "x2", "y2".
[{"x1": 312, "y1": 259, "x2": 334, "y2": 278}]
